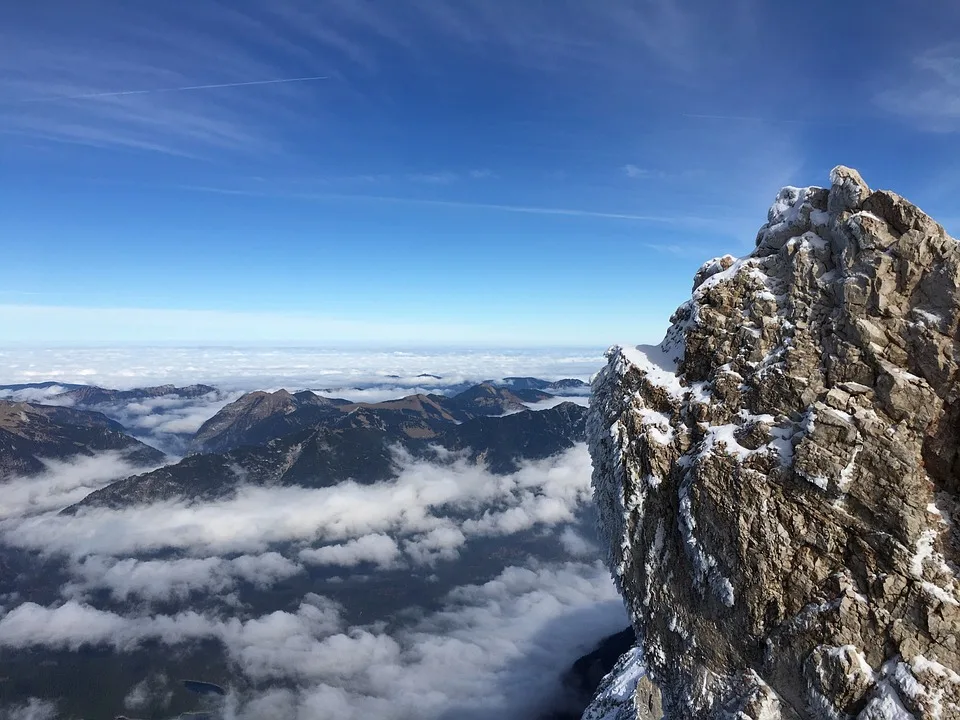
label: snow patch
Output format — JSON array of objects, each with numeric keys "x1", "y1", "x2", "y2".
[
  {"x1": 635, "y1": 406, "x2": 675, "y2": 446},
  {"x1": 911, "y1": 530, "x2": 937, "y2": 577},
  {"x1": 922, "y1": 582, "x2": 959, "y2": 607},
  {"x1": 580, "y1": 646, "x2": 646, "y2": 720},
  {"x1": 619, "y1": 344, "x2": 686, "y2": 401}
]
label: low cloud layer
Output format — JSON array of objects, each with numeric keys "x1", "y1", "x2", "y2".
[
  {"x1": 0, "y1": 347, "x2": 602, "y2": 392},
  {"x1": 0, "y1": 698, "x2": 58, "y2": 720},
  {"x1": 0, "y1": 563, "x2": 624, "y2": 720},
  {"x1": 62, "y1": 552, "x2": 302, "y2": 604},
  {"x1": 0, "y1": 452, "x2": 155, "y2": 520},
  {"x1": 5, "y1": 445, "x2": 593, "y2": 562},
  {"x1": 0, "y1": 430, "x2": 626, "y2": 718},
  {"x1": 91, "y1": 391, "x2": 241, "y2": 455}
]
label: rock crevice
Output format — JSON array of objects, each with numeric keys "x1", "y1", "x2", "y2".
[{"x1": 586, "y1": 167, "x2": 960, "y2": 719}]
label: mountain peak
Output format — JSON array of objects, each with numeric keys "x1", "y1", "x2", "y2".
[{"x1": 586, "y1": 168, "x2": 960, "y2": 719}]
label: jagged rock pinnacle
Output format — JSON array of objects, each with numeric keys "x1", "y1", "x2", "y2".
[{"x1": 585, "y1": 167, "x2": 960, "y2": 719}]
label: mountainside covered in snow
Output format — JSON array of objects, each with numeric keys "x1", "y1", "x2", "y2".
[{"x1": 586, "y1": 167, "x2": 960, "y2": 719}]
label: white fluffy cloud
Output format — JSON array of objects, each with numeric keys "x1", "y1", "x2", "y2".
[
  {"x1": 62, "y1": 552, "x2": 302, "y2": 603},
  {"x1": 0, "y1": 698, "x2": 58, "y2": 720},
  {"x1": 299, "y1": 534, "x2": 401, "y2": 570},
  {"x1": 105, "y1": 393, "x2": 239, "y2": 436},
  {"x1": 403, "y1": 525, "x2": 467, "y2": 566},
  {"x1": 76, "y1": 391, "x2": 241, "y2": 456},
  {"x1": 0, "y1": 386, "x2": 74, "y2": 404},
  {"x1": 0, "y1": 385, "x2": 240, "y2": 456},
  {"x1": 0, "y1": 452, "x2": 156, "y2": 521},
  {"x1": 4, "y1": 446, "x2": 594, "y2": 561},
  {"x1": 559, "y1": 527, "x2": 600, "y2": 558}
]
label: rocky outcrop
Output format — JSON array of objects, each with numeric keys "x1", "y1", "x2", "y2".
[{"x1": 586, "y1": 168, "x2": 960, "y2": 719}]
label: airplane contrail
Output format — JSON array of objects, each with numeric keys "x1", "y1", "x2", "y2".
[
  {"x1": 182, "y1": 185, "x2": 719, "y2": 224},
  {"x1": 681, "y1": 113, "x2": 848, "y2": 126},
  {"x1": 21, "y1": 75, "x2": 329, "y2": 102}
]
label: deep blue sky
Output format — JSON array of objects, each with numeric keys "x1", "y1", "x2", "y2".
[{"x1": 1, "y1": 1, "x2": 959, "y2": 346}]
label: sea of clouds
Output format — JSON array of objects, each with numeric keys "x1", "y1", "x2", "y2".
[
  {"x1": 0, "y1": 346, "x2": 605, "y2": 393},
  {"x1": 0, "y1": 348, "x2": 627, "y2": 720},
  {"x1": 0, "y1": 346, "x2": 601, "y2": 456}
]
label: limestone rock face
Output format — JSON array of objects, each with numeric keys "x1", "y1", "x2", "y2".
[{"x1": 585, "y1": 167, "x2": 960, "y2": 720}]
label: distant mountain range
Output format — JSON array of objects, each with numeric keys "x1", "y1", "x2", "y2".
[
  {"x1": 55, "y1": 383, "x2": 218, "y2": 405},
  {"x1": 501, "y1": 377, "x2": 589, "y2": 392},
  {"x1": 0, "y1": 382, "x2": 218, "y2": 404},
  {"x1": 189, "y1": 382, "x2": 555, "y2": 455},
  {"x1": 66, "y1": 401, "x2": 586, "y2": 512},
  {"x1": 0, "y1": 377, "x2": 590, "y2": 510},
  {"x1": 0, "y1": 400, "x2": 165, "y2": 480}
]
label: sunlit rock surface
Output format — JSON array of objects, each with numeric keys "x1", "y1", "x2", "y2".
[{"x1": 585, "y1": 167, "x2": 960, "y2": 719}]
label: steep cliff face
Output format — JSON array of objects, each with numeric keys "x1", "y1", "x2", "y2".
[{"x1": 586, "y1": 168, "x2": 960, "y2": 720}]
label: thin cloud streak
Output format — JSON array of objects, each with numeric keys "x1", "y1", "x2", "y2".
[
  {"x1": 681, "y1": 113, "x2": 850, "y2": 127},
  {"x1": 183, "y1": 185, "x2": 718, "y2": 224},
  {"x1": 305, "y1": 192, "x2": 712, "y2": 223},
  {"x1": 18, "y1": 75, "x2": 330, "y2": 103}
]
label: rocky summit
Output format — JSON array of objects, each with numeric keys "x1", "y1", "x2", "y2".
[{"x1": 586, "y1": 167, "x2": 960, "y2": 719}]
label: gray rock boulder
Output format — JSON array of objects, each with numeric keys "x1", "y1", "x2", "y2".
[{"x1": 585, "y1": 167, "x2": 960, "y2": 720}]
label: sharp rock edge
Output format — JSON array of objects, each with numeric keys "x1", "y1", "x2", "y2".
[{"x1": 584, "y1": 166, "x2": 960, "y2": 720}]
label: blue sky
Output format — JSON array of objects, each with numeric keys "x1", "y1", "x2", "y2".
[{"x1": 1, "y1": 1, "x2": 959, "y2": 347}]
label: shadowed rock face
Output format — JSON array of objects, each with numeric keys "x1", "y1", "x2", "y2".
[
  {"x1": 0, "y1": 400, "x2": 166, "y2": 480},
  {"x1": 586, "y1": 167, "x2": 960, "y2": 719}
]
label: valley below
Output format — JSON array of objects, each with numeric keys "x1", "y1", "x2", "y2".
[{"x1": 0, "y1": 361, "x2": 627, "y2": 720}]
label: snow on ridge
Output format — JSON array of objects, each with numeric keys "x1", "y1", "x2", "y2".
[
  {"x1": 619, "y1": 343, "x2": 687, "y2": 401},
  {"x1": 580, "y1": 646, "x2": 647, "y2": 720}
]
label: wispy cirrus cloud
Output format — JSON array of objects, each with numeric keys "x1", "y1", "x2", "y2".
[
  {"x1": 622, "y1": 164, "x2": 650, "y2": 179},
  {"x1": 0, "y1": 1, "x2": 753, "y2": 158},
  {"x1": 18, "y1": 75, "x2": 329, "y2": 103},
  {"x1": 0, "y1": 3, "x2": 330, "y2": 157},
  {"x1": 406, "y1": 171, "x2": 460, "y2": 185},
  {"x1": 876, "y1": 43, "x2": 960, "y2": 131},
  {"x1": 182, "y1": 183, "x2": 723, "y2": 225},
  {"x1": 404, "y1": 170, "x2": 497, "y2": 184}
]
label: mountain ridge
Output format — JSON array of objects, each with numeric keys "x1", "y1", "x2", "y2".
[
  {"x1": 65, "y1": 401, "x2": 587, "y2": 512},
  {"x1": 0, "y1": 399, "x2": 166, "y2": 480},
  {"x1": 189, "y1": 381, "x2": 560, "y2": 455}
]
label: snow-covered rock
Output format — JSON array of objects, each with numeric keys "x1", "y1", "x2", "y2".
[{"x1": 587, "y1": 167, "x2": 960, "y2": 719}]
